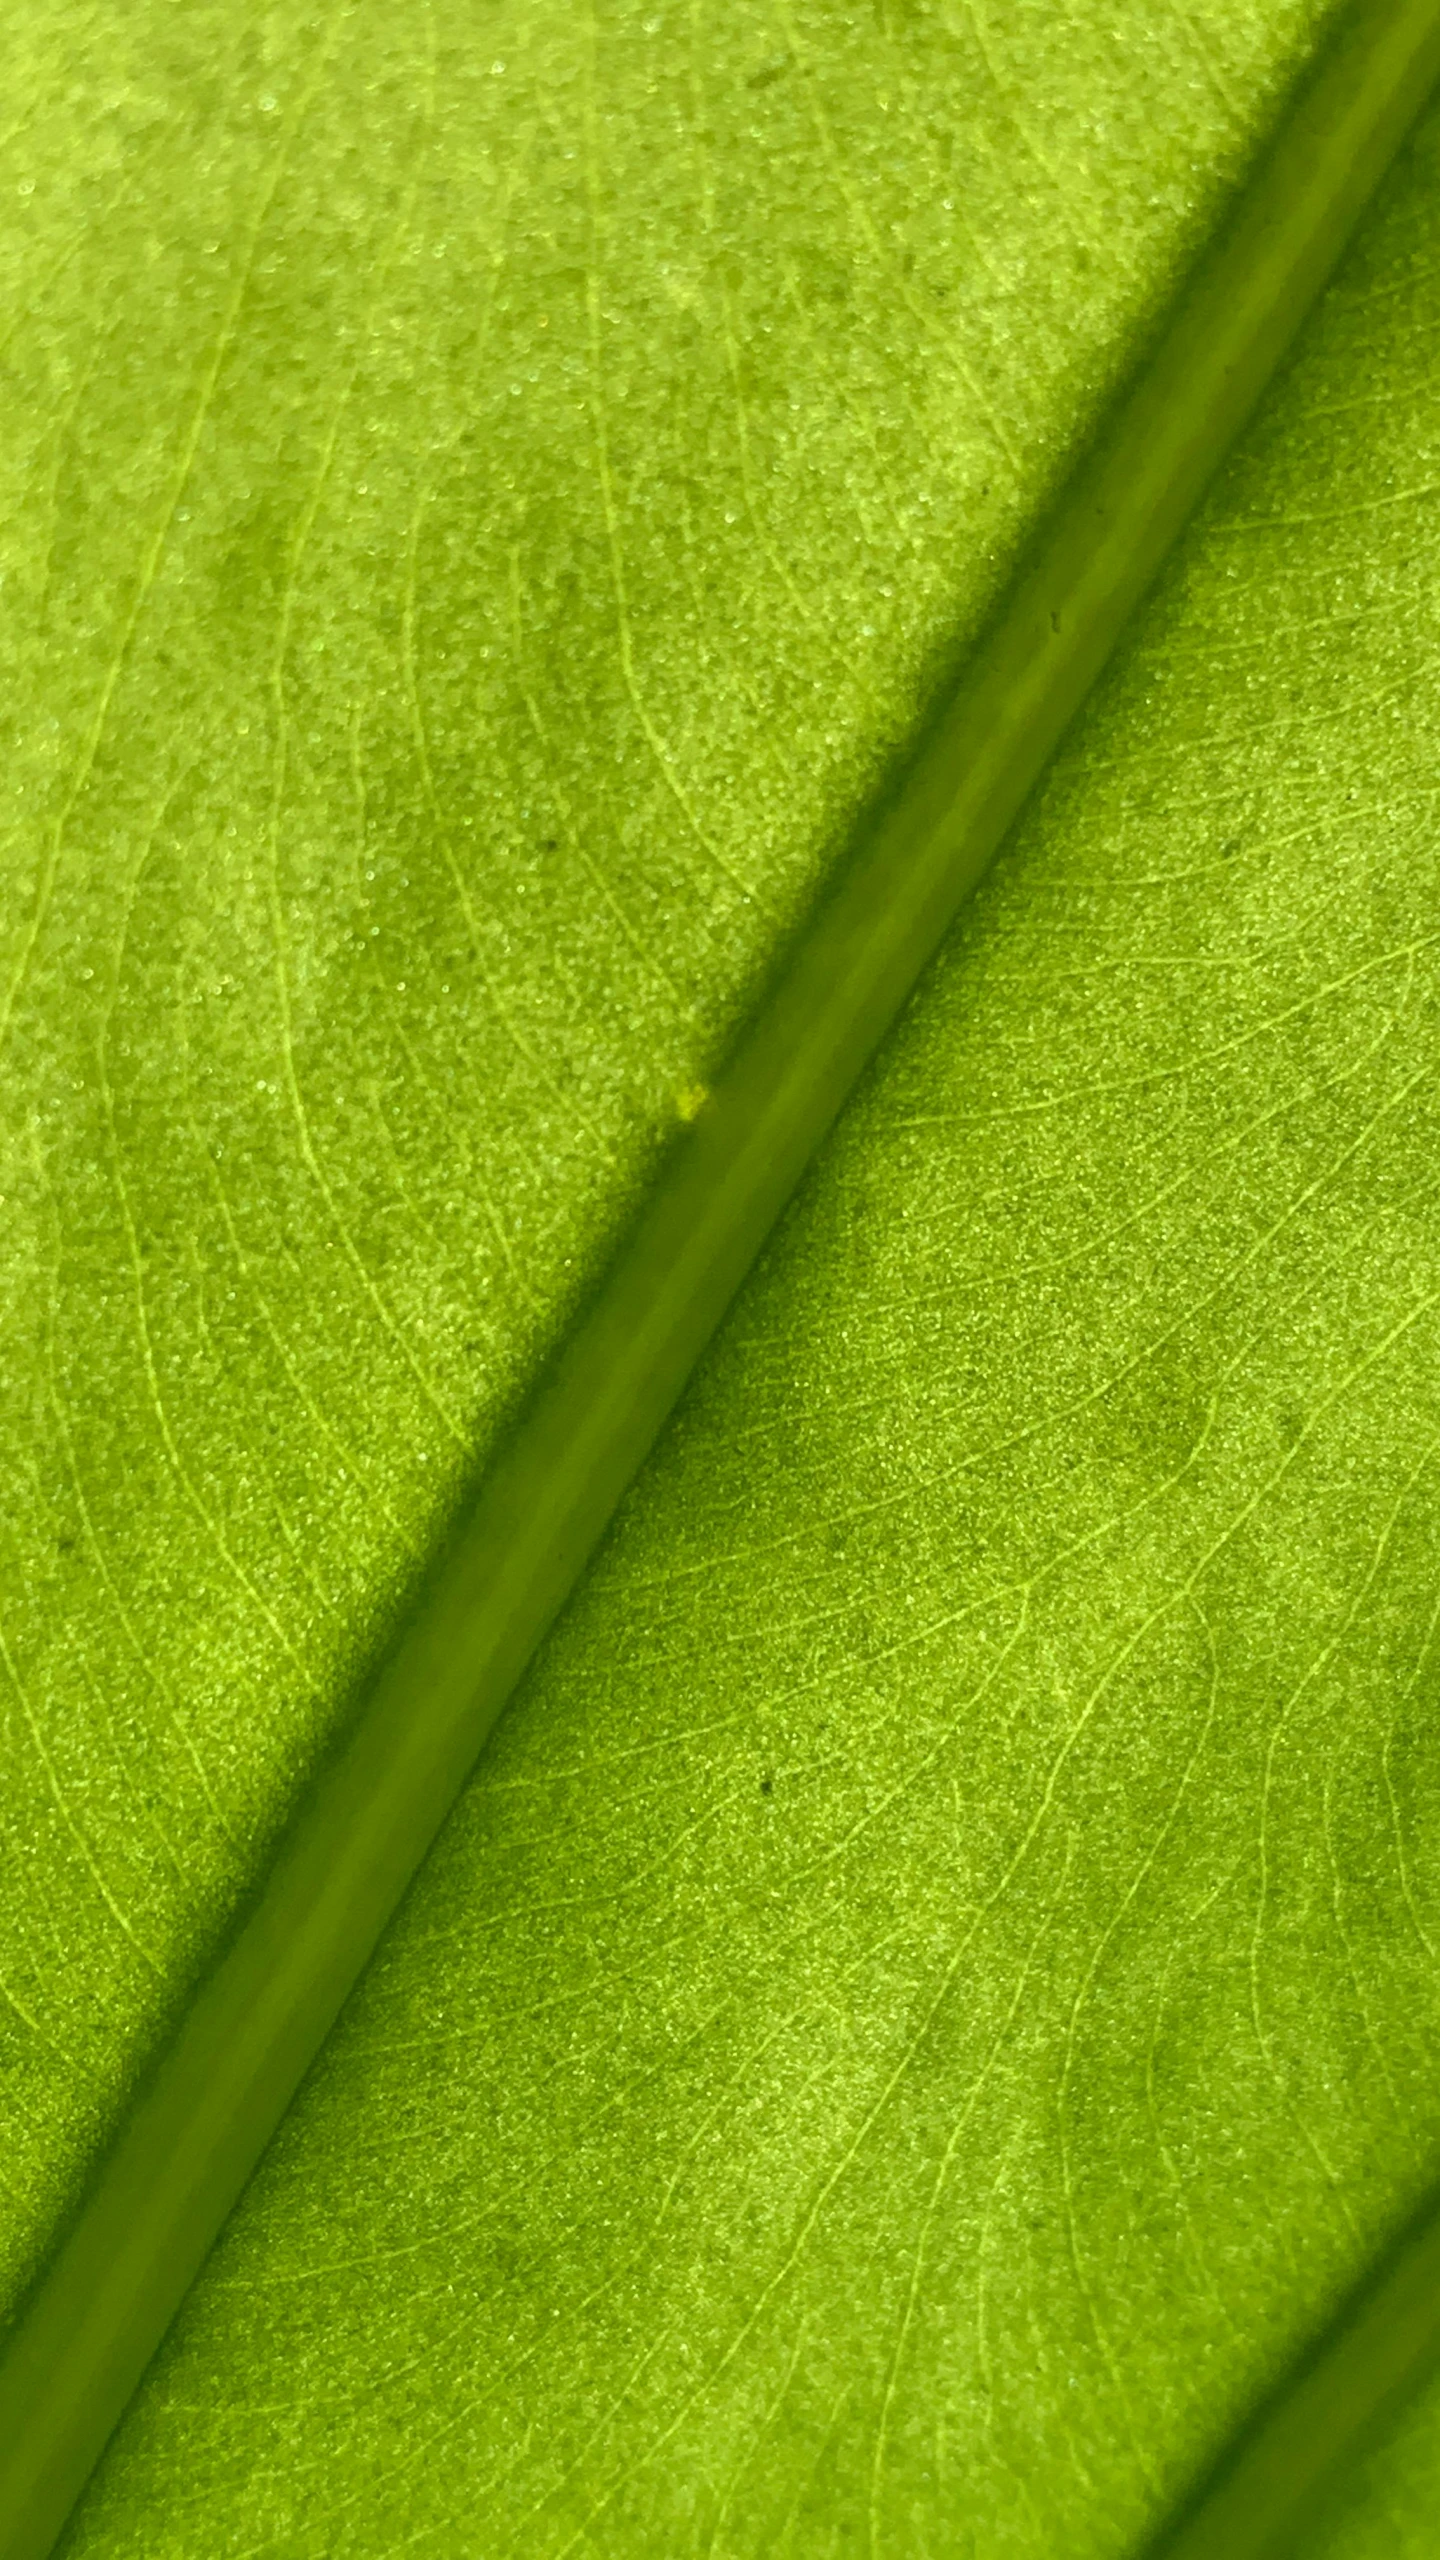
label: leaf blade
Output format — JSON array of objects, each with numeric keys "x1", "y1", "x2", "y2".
[
  {"x1": 9, "y1": 12, "x2": 1436, "y2": 2545},
  {"x1": 1, "y1": 0, "x2": 1350, "y2": 2345},
  {"x1": 45, "y1": 40, "x2": 1440, "y2": 2560}
]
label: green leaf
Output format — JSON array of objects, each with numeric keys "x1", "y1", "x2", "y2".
[
  {"x1": 0, "y1": 0, "x2": 1335, "y2": 2322},
  {"x1": 7, "y1": 2, "x2": 1440, "y2": 2554},
  {"x1": 23, "y1": 34, "x2": 1440, "y2": 2560},
  {"x1": 2, "y1": 0, "x2": 1343, "y2": 2328}
]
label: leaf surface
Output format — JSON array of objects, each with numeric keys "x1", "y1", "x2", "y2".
[
  {"x1": 53, "y1": 68, "x2": 1440, "y2": 2560},
  {"x1": 0, "y1": 0, "x2": 1338, "y2": 2339}
]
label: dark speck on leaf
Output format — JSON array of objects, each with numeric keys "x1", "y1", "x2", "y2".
[
  {"x1": 746, "y1": 53, "x2": 790, "y2": 88},
  {"x1": 760, "y1": 1776, "x2": 774, "y2": 1796}
]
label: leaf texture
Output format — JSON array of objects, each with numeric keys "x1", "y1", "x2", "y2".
[
  {"x1": 0, "y1": 0, "x2": 1341, "y2": 2335},
  {"x1": 55, "y1": 73, "x2": 1440, "y2": 2560}
]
